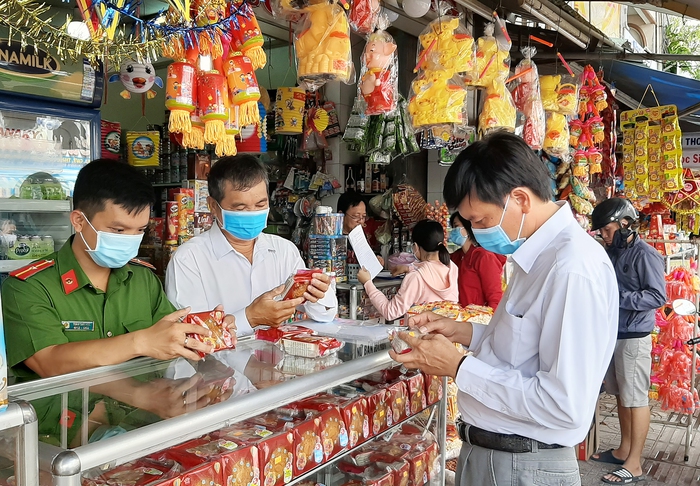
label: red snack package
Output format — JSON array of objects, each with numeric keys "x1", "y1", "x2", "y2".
[
  {"x1": 82, "y1": 458, "x2": 181, "y2": 485},
  {"x1": 154, "y1": 436, "x2": 239, "y2": 470},
  {"x1": 405, "y1": 373, "x2": 427, "y2": 416},
  {"x1": 220, "y1": 444, "x2": 261, "y2": 486},
  {"x1": 385, "y1": 380, "x2": 408, "y2": 425},
  {"x1": 291, "y1": 393, "x2": 355, "y2": 454},
  {"x1": 424, "y1": 374, "x2": 443, "y2": 406},
  {"x1": 255, "y1": 325, "x2": 316, "y2": 343},
  {"x1": 281, "y1": 335, "x2": 343, "y2": 358},
  {"x1": 424, "y1": 441, "x2": 440, "y2": 482},
  {"x1": 365, "y1": 388, "x2": 389, "y2": 436},
  {"x1": 184, "y1": 309, "x2": 235, "y2": 357},
  {"x1": 278, "y1": 269, "x2": 316, "y2": 301},
  {"x1": 292, "y1": 416, "x2": 324, "y2": 476},
  {"x1": 178, "y1": 462, "x2": 222, "y2": 485}
]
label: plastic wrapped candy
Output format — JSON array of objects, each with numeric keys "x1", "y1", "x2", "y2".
[
  {"x1": 510, "y1": 47, "x2": 545, "y2": 150},
  {"x1": 349, "y1": 0, "x2": 380, "y2": 36},
  {"x1": 543, "y1": 112, "x2": 569, "y2": 157},
  {"x1": 408, "y1": 71, "x2": 467, "y2": 128},
  {"x1": 294, "y1": 2, "x2": 354, "y2": 91},
  {"x1": 358, "y1": 30, "x2": 398, "y2": 116},
  {"x1": 471, "y1": 21, "x2": 510, "y2": 87},
  {"x1": 417, "y1": 16, "x2": 475, "y2": 77},
  {"x1": 478, "y1": 79, "x2": 516, "y2": 135}
]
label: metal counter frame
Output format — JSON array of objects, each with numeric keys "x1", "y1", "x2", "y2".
[{"x1": 0, "y1": 401, "x2": 39, "y2": 486}]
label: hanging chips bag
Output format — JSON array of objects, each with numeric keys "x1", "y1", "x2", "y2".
[{"x1": 510, "y1": 47, "x2": 545, "y2": 150}]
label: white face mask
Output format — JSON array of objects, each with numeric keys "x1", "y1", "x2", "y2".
[{"x1": 79, "y1": 213, "x2": 144, "y2": 268}]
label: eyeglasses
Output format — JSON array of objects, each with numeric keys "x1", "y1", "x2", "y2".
[{"x1": 347, "y1": 214, "x2": 367, "y2": 223}]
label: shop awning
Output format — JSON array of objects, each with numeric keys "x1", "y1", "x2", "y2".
[
  {"x1": 623, "y1": 0, "x2": 700, "y2": 21},
  {"x1": 600, "y1": 59, "x2": 700, "y2": 126}
]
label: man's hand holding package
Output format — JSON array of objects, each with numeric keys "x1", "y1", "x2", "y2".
[
  {"x1": 303, "y1": 272, "x2": 331, "y2": 303},
  {"x1": 409, "y1": 311, "x2": 474, "y2": 346},
  {"x1": 136, "y1": 308, "x2": 213, "y2": 361},
  {"x1": 390, "y1": 331, "x2": 464, "y2": 378},
  {"x1": 246, "y1": 285, "x2": 305, "y2": 328}
]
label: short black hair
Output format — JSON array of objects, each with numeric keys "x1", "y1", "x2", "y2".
[
  {"x1": 337, "y1": 191, "x2": 365, "y2": 214},
  {"x1": 208, "y1": 154, "x2": 269, "y2": 203},
  {"x1": 73, "y1": 159, "x2": 154, "y2": 218},
  {"x1": 443, "y1": 132, "x2": 552, "y2": 208},
  {"x1": 412, "y1": 219, "x2": 451, "y2": 266},
  {"x1": 450, "y1": 212, "x2": 479, "y2": 247}
]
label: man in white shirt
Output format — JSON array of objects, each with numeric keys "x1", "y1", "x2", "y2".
[
  {"x1": 394, "y1": 132, "x2": 618, "y2": 485},
  {"x1": 165, "y1": 155, "x2": 337, "y2": 336}
]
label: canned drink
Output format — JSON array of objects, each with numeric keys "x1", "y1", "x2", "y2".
[{"x1": 165, "y1": 201, "x2": 179, "y2": 244}]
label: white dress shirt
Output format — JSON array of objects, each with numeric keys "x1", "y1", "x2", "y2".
[
  {"x1": 456, "y1": 202, "x2": 618, "y2": 447},
  {"x1": 165, "y1": 223, "x2": 338, "y2": 336}
]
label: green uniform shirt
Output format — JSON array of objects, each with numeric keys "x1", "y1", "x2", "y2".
[{"x1": 2, "y1": 237, "x2": 176, "y2": 380}]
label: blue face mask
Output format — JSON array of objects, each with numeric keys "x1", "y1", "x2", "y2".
[
  {"x1": 80, "y1": 213, "x2": 144, "y2": 268},
  {"x1": 219, "y1": 205, "x2": 269, "y2": 241},
  {"x1": 448, "y1": 227, "x2": 468, "y2": 247},
  {"x1": 471, "y1": 195, "x2": 526, "y2": 255}
]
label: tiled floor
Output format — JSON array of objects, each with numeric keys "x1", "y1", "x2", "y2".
[{"x1": 580, "y1": 394, "x2": 700, "y2": 485}]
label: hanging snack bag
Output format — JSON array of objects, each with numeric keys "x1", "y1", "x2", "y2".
[
  {"x1": 358, "y1": 30, "x2": 398, "y2": 116},
  {"x1": 478, "y1": 79, "x2": 516, "y2": 136},
  {"x1": 417, "y1": 16, "x2": 475, "y2": 78},
  {"x1": 185, "y1": 309, "x2": 235, "y2": 357},
  {"x1": 509, "y1": 47, "x2": 545, "y2": 150},
  {"x1": 294, "y1": 2, "x2": 354, "y2": 91},
  {"x1": 349, "y1": 0, "x2": 380, "y2": 36}
]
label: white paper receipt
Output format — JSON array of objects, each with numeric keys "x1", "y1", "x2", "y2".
[{"x1": 348, "y1": 226, "x2": 384, "y2": 279}]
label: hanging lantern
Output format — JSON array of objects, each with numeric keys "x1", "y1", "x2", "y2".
[
  {"x1": 194, "y1": 0, "x2": 227, "y2": 58},
  {"x1": 217, "y1": 106, "x2": 239, "y2": 157},
  {"x1": 198, "y1": 71, "x2": 229, "y2": 145},
  {"x1": 275, "y1": 87, "x2": 305, "y2": 135},
  {"x1": 183, "y1": 109, "x2": 205, "y2": 149},
  {"x1": 225, "y1": 51, "x2": 261, "y2": 127},
  {"x1": 165, "y1": 61, "x2": 198, "y2": 134},
  {"x1": 231, "y1": 1, "x2": 267, "y2": 70}
]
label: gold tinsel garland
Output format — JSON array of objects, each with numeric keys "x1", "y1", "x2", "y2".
[{"x1": 0, "y1": 0, "x2": 164, "y2": 65}]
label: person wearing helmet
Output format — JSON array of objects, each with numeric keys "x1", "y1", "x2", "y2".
[{"x1": 591, "y1": 197, "x2": 667, "y2": 484}]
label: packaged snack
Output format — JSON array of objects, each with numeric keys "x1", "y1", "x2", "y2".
[
  {"x1": 81, "y1": 458, "x2": 181, "y2": 485},
  {"x1": 405, "y1": 373, "x2": 427, "y2": 415},
  {"x1": 359, "y1": 30, "x2": 398, "y2": 116},
  {"x1": 184, "y1": 309, "x2": 235, "y2": 357},
  {"x1": 365, "y1": 388, "x2": 389, "y2": 435},
  {"x1": 277, "y1": 269, "x2": 316, "y2": 301},
  {"x1": 281, "y1": 335, "x2": 343, "y2": 358},
  {"x1": 156, "y1": 436, "x2": 238, "y2": 470},
  {"x1": 424, "y1": 374, "x2": 444, "y2": 405},
  {"x1": 178, "y1": 462, "x2": 222, "y2": 485},
  {"x1": 510, "y1": 47, "x2": 545, "y2": 150},
  {"x1": 387, "y1": 328, "x2": 424, "y2": 354},
  {"x1": 385, "y1": 380, "x2": 408, "y2": 424},
  {"x1": 255, "y1": 325, "x2": 316, "y2": 343},
  {"x1": 220, "y1": 445, "x2": 260, "y2": 486},
  {"x1": 292, "y1": 416, "x2": 324, "y2": 476}
]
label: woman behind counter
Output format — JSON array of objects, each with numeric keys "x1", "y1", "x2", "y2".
[
  {"x1": 357, "y1": 219, "x2": 458, "y2": 321},
  {"x1": 448, "y1": 212, "x2": 506, "y2": 309}
]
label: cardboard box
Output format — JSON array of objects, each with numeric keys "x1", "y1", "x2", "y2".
[{"x1": 577, "y1": 404, "x2": 600, "y2": 461}]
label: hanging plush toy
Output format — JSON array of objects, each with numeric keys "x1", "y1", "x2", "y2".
[{"x1": 110, "y1": 62, "x2": 163, "y2": 100}]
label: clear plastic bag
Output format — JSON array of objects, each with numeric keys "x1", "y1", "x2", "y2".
[
  {"x1": 358, "y1": 30, "x2": 398, "y2": 116},
  {"x1": 294, "y1": 2, "x2": 355, "y2": 91},
  {"x1": 408, "y1": 71, "x2": 468, "y2": 128},
  {"x1": 543, "y1": 112, "x2": 570, "y2": 157},
  {"x1": 510, "y1": 47, "x2": 545, "y2": 150},
  {"x1": 470, "y1": 21, "x2": 511, "y2": 87},
  {"x1": 349, "y1": 0, "x2": 381, "y2": 36},
  {"x1": 478, "y1": 79, "x2": 516, "y2": 135},
  {"x1": 416, "y1": 16, "x2": 475, "y2": 78},
  {"x1": 269, "y1": 0, "x2": 306, "y2": 22}
]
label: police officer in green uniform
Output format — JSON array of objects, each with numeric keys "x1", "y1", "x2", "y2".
[{"x1": 3, "y1": 159, "x2": 236, "y2": 382}]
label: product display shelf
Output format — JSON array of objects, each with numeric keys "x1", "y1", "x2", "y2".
[
  {"x1": 0, "y1": 401, "x2": 39, "y2": 486},
  {"x1": 8, "y1": 336, "x2": 447, "y2": 485},
  {"x1": 283, "y1": 392, "x2": 447, "y2": 486},
  {"x1": 0, "y1": 201, "x2": 72, "y2": 213},
  {"x1": 337, "y1": 278, "x2": 403, "y2": 321}
]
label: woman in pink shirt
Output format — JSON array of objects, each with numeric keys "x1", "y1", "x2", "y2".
[{"x1": 357, "y1": 219, "x2": 459, "y2": 321}]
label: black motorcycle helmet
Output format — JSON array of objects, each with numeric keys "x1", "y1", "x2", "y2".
[{"x1": 591, "y1": 198, "x2": 638, "y2": 231}]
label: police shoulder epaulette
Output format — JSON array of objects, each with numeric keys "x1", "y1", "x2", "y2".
[
  {"x1": 9, "y1": 259, "x2": 55, "y2": 281},
  {"x1": 129, "y1": 258, "x2": 156, "y2": 271}
]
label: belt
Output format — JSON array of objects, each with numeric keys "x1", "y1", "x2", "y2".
[{"x1": 456, "y1": 420, "x2": 564, "y2": 453}]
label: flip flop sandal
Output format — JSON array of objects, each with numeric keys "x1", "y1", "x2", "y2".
[
  {"x1": 602, "y1": 467, "x2": 646, "y2": 484},
  {"x1": 591, "y1": 449, "x2": 625, "y2": 465}
]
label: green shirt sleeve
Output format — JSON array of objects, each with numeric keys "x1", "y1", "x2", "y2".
[
  {"x1": 2, "y1": 277, "x2": 67, "y2": 369},
  {"x1": 146, "y1": 269, "x2": 176, "y2": 324}
]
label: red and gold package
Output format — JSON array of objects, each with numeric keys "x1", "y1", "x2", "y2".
[
  {"x1": 154, "y1": 436, "x2": 238, "y2": 470},
  {"x1": 289, "y1": 394, "x2": 351, "y2": 457},
  {"x1": 165, "y1": 201, "x2": 179, "y2": 244},
  {"x1": 337, "y1": 462, "x2": 395, "y2": 486},
  {"x1": 385, "y1": 380, "x2": 408, "y2": 425},
  {"x1": 82, "y1": 458, "x2": 181, "y2": 485},
  {"x1": 220, "y1": 444, "x2": 260, "y2": 486},
  {"x1": 365, "y1": 388, "x2": 389, "y2": 436},
  {"x1": 405, "y1": 373, "x2": 427, "y2": 416},
  {"x1": 425, "y1": 441, "x2": 440, "y2": 482},
  {"x1": 184, "y1": 309, "x2": 235, "y2": 357},
  {"x1": 254, "y1": 325, "x2": 316, "y2": 344},
  {"x1": 278, "y1": 269, "x2": 316, "y2": 301},
  {"x1": 424, "y1": 374, "x2": 443, "y2": 406},
  {"x1": 344, "y1": 395, "x2": 370, "y2": 447},
  {"x1": 407, "y1": 449, "x2": 429, "y2": 486},
  {"x1": 217, "y1": 422, "x2": 294, "y2": 486},
  {"x1": 178, "y1": 462, "x2": 222, "y2": 485},
  {"x1": 384, "y1": 459, "x2": 410, "y2": 486},
  {"x1": 281, "y1": 335, "x2": 343, "y2": 358},
  {"x1": 292, "y1": 416, "x2": 324, "y2": 476}
]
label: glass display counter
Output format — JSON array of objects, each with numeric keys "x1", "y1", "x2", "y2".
[
  {"x1": 8, "y1": 331, "x2": 447, "y2": 486},
  {"x1": 337, "y1": 278, "x2": 404, "y2": 323}
]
